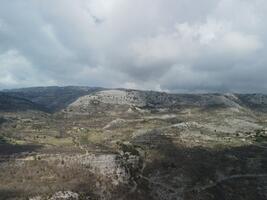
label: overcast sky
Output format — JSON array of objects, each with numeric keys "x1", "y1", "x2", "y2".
[{"x1": 0, "y1": 0, "x2": 267, "y2": 93}]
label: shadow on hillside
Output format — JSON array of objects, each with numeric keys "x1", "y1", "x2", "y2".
[
  {"x1": 0, "y1": 118, "x2": 7, "y2": 126},
  {"x1": 0, "y1": 143, "x2": 41, "y2": 156},
  {"x1": 0, "y1": 94, "x2": 51, "y2": 113},
  {"x1": 0, "y1": 189, "x2": 25, "y2": 200},
  {"x1": 0, "y1": 138, "x2": 42, "y2": 161},
  {"x1": 132, "y1": 131, "x2": 267, "y2": 200}
]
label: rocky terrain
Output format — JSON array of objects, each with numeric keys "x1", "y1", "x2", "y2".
[{"x1": 0, "y1": 86, "x2": 267, "y2": 200}]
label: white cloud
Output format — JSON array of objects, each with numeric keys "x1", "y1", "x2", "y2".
[
  {"x1": 220, "y1": 32, "x2": 262, "y2": 55},
  {"x1": 129, "y1": 19, "x2": 262, "y2": 75},
  {"x1": 0, "y1": 50, "x2": 57, "y2": 88},
  {"x1": 0, "y1": 0, "x2": 266, "y2": 92}
]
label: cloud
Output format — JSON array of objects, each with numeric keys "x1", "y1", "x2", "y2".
[
  {"x1": 0, "y1": 49, "x2": 57, "y2": 88},
  {"x1": 0, "y1": 0, "x2": 266, "y2": 92}
]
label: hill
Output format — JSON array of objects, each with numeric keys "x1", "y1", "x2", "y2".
[
  {"x1": 3, "y1": 86, "x2": 103, "y2": 112},
  {"x1": 0, "y1": 92, "x2": 48, "y2": 112},
  {"x1": 0, "y1": 86, "x2": 267, "y2": 199}
]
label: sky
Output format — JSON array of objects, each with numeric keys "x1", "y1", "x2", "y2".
[{"x1": 0, "y1": 0, "x2": 267, "y2": 93}]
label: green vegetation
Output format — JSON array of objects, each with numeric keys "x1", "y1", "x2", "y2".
[{"x1": 37, "y1": 135, "x2": 74, "y2": 146}]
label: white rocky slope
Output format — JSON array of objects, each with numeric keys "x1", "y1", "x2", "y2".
[
  {"x1": 68, "y1": 89, "x2": 249, "y2": 113},
  {"x1": 70, "y1": 90, "x2": 146, "y2": 107}
]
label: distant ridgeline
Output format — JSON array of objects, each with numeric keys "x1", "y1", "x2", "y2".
[{"x1": 1, "y1": 86, "x2": 267, "y2": 113}]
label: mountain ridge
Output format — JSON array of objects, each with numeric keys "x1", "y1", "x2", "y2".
[{"x1": 2, "y1": 86, "x2": 267, "y2": 113}]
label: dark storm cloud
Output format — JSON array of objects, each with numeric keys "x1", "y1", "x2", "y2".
[{"x1": 0, "y1": 0, "x2": 266, "y2": 92}]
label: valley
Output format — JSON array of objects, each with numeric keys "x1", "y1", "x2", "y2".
[{"x1": 0, "y1": 87, "x2": 267, "y2": 199}]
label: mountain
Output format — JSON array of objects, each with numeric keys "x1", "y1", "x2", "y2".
[
  {"x1": 3, "y1": 86, "x2": 103, "y2": 112},
  {"x1": 0, "y1": 92, "x2": 48, "y2": 112},
  {"x1": 3, "y1": 86, "x2": 267, "y2": 113}
]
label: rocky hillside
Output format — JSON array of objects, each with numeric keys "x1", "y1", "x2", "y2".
[
  {"x1": 1, "y1": 86, "x2": 267, "y2": 199},
  {"x1": 237, "y1": 94, "x2": 267, "y2": 112},
  {"x1": 68, "y1": 89, "x2": 267, "y2": 112}
]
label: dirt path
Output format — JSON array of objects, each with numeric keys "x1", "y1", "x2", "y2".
[{"x1": 71, "y1": 134, "x2": 88, "y2": 155}]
